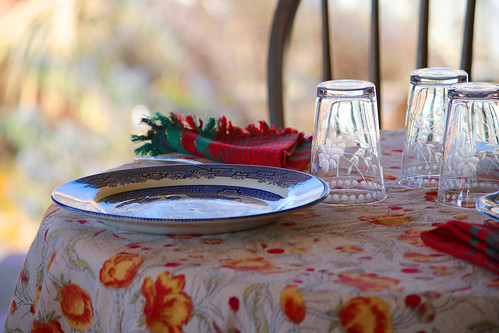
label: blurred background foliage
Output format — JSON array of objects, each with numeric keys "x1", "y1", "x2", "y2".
[{"x1": 0, "y1": 0, "x2": 497, "y2": 254}]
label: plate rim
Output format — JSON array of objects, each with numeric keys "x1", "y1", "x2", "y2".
[
  {"x1": 476, "y1": 191, "x2": 499, "y2": 221},
  {"x1": 51, "y1": 164, "x2": 329, "y2": 225}
]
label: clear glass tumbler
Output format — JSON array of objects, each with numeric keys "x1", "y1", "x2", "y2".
[
  {"x1": 311, "y1": 80, "x2": 386, "y2": 205},
  {"x1": 437, "y1": 82, "x2": 499, "y2": 208},
  {"x1": 399, "y1": 68, "x2": 468, "y2": 188}
]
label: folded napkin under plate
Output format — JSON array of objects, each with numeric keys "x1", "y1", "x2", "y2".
[
  {"x1": 132, "y1": 112, "x2": 311, "y2": 171},
  {"x1": 421, "y1": 220, "x2": 499, "y2": 275}
]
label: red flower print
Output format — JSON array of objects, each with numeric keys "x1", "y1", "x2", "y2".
[
  {"x1": 165, "y1": 262, "x2": 182, "y2": 267},
  {"x1": 282, "y1": 222, "x2": 297, "y2": 226},
  {"x1": 424, "y1": 191, "x2": 438, "y2": 202},
  {"x1": 281, "y1": 285, "x2": 306, "y2": 324},
  {"x1": 213, "y1": 321, "x2": 222, "y2": 333},
  {"x1": 405, "y1": 294, "x2": 422, "y2": 308},
  {"x1": 21, "y1": 268, "x2": 29, "y2": 286},
  {"x1": 405, "y1": 293, "x2": 438, "y2": 323},
  {"x1": 415, "y1": 302, "x2": 435, "y2": 322},
  {"x1": 229, "y1": 296, "x2": 239, "y2": 312},
  {"x1": 267, "y1": 248, "x2": 285, "y2": 254},
  {"x1": 31, "y1": 320, "x2": 64, "y2": 333}
]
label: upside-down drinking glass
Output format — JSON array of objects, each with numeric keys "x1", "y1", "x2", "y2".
[
  {"x1": 311, "y1": 80, "x2": 386, "y2": 205},
  {"x1": 399, "y1": 67, "x2": 468, "y2": 188},
  {"x1": 437, "y1": 82, "x2": 499, "y2": 208}
]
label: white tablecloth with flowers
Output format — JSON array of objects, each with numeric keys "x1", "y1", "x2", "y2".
[{"x1": 4, "y1": 130, "x2": 499, "y2": 333}]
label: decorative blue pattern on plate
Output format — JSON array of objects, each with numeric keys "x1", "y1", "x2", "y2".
[
  {"x1": 476, "y1": 191, "x2": 499, "y2": 221},
  {"x1": 52, "y1": 164, "x2": 329, "y2": 234}
]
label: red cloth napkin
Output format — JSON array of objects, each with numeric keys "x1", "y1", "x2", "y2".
[
  {"x1": 132, "y1": 112, "x2": 312, "y2": 171},
  {"x1": 421, "y1": 220, "x2": 499, "y2": 275}
]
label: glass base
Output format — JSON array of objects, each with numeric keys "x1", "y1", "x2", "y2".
[
  {"x1": 398, "y1": 175, "x2": 440, "y2": 189},
  {"x1": 322, "y1": 188, "x2": 387, "y2": 206},
  {"x1": 437, "y1": 179, "x2": 499, "y2": 208}
]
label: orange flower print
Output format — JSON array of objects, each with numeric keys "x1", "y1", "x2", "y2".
[
  {"x1": 202, "y1": 238, "x2": 223, "y2": 245},
  {"x1": 47, "y1": 251, "x2": 56, "y2": 272},
  {"x1": 220, "y1": 255, "x2": 290, "y2": 273},
  {"x1": 168, "y1": 235, "x2": 201, "y2": 240},
  {"x1": 289, "y1": 209, "x2": 320, "y2": 219},
  {"x1": 21, "y1": 267, "x2": 29, "y2": 287},
  {"x1": 30, "y1": 285, "x2": 42, "y2": 314},
  {"x1": 485, "y1": 278, "x2": 499, "y2": 288},
  {"x1": 404, "y1": 252, "x2": 429, "y2": 263},
  {"x1": 430, "y1": 265, "x2": 455, "y2": 276},
  {"x1": 59, "y1": 283, "x2": 94, "y2": 331},
  {"x1": 398, "y1": 228, "x2": 425, "y2": 247},
  {"x1": 291, "y1": 247, "x2": 308, "y2": 254},
  {"x1": 486, "y1": 219, "x2": 499, "y2": 227},
  {"x1": 31, "y1": 320, "x2": 64, "y2": 333},
  {"x1": 9, "y1": 300, "x2": 16, "y2": 314},
  {"x1": 360, "y1": 213, "x2": 412, "y2": 226},
  {"x1": 188, "y1": 254, "x2": 204, "y2": 259},
  {"x1": 338, "y1": 297, "x2": 393, "y2": 333},
  {"x1": 383, "y1": 173, "x2": 397, "y2": 181},
  {"x1": 336, "y1": 245, "x2": 364, "y2": 253},
  {"x1": 141, "y1": 271, "x2": 193, "y2": 333},
  {"x1": 334, "y1": 272, "x2": 402, "y2": 292},
  {"x1": 281, "y1": 285, "x2": 306, "y2": 324},
  {"x1": 100, "y1": 252, "x2": 144, "y2": 289}
]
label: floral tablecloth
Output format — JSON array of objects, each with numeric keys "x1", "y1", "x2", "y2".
[{"x1": 4, "y1": 130, "x2": 499, "y2": 333}]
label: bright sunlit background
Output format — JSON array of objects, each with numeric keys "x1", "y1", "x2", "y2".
[{"x1": 0, "y1": 0, "x2": 498, "y2": 257}]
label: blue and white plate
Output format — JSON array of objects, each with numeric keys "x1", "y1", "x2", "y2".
[
  {"x1": 476, "y1": 191, "x2": 499, "y2": 221},
  {"x1": 52, "y1": 164, "x2": 329, "y2": 234}
]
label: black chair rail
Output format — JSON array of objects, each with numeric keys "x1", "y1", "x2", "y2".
[{"x1": 267, "y1": 0, "x2": 476, "y2": 129}]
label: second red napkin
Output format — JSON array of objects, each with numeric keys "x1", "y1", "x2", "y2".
[{"x1": 421, "y1": 220, "x2": 499, "y2": 275}]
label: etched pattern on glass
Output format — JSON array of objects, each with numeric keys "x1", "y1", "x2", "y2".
[
  {"x1": 311, "y1": 83, "x2": 386, "y2": 206},
  {"x1": 399, "y1": 68, "x2": 468, "y2": 189},
  {"x1": 437, "y1": 84, "x2": 499, "y2": 208}
]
